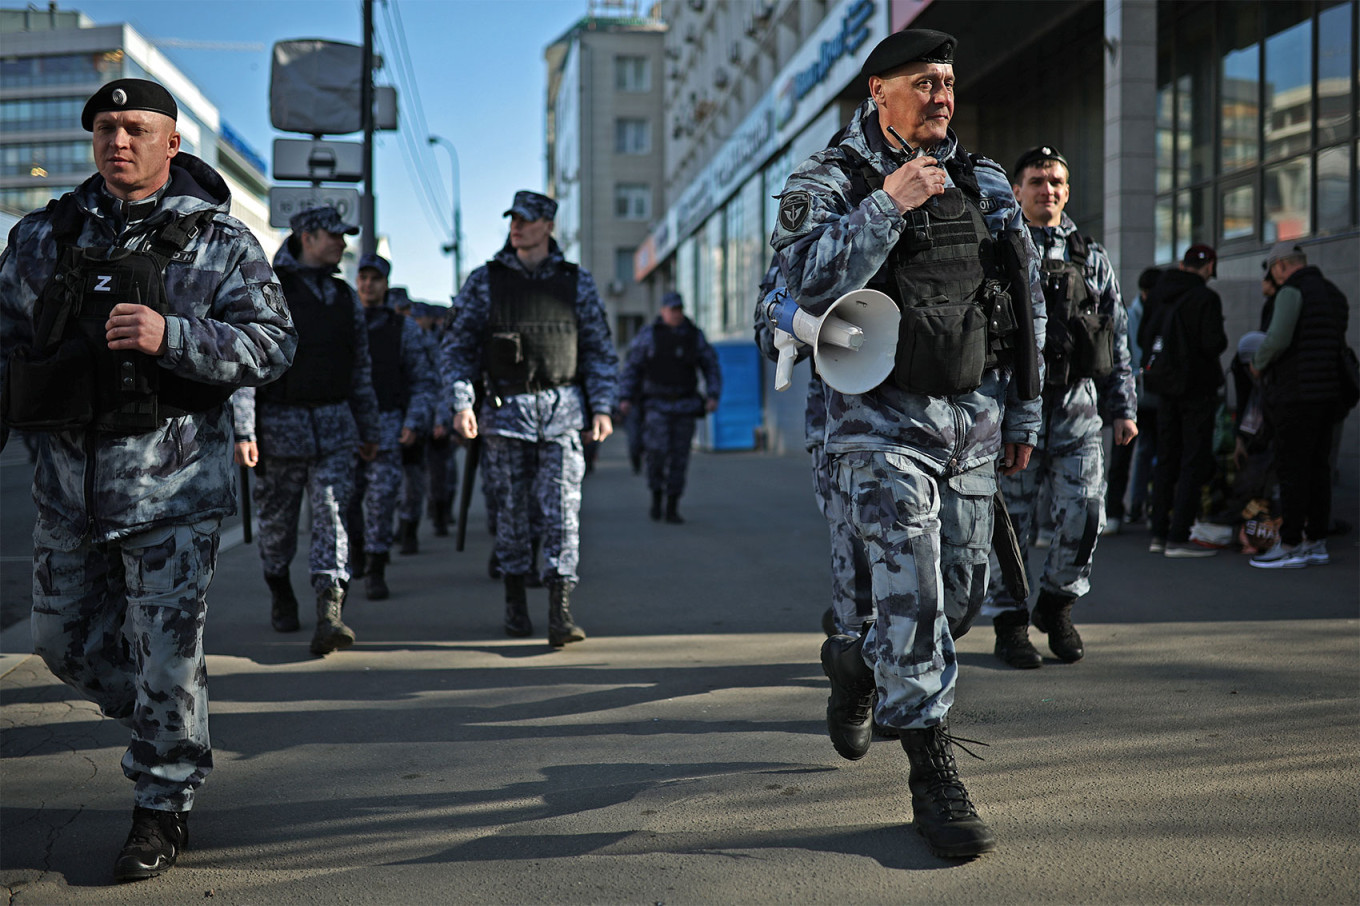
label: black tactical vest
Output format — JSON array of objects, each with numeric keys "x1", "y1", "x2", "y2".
[
  {"x1": 257, "y1": 271, "x2": 356, "y2": 407},
  {"x1": 1267, "y1": 266, "x2": 1349, "y2": 405},
  {"x1": 1038, "y1": 232, "x2": 1115, "y2": 392},
  {"x1": 484, "y1": 261, "x2": 579, "y2": 395},
  {"x1": 366, "y1": 307, "x2": 408, "y2": 412},
  {"x1": 1, "y1": 195, "x2": 233, "y2": 435},
  {"x1": 644, "y1": 322, "x2": 699, "y2": 397}
]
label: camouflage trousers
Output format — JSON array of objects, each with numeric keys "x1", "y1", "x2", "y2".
[
  {"x1": 832, "y1": 451, "x2": 995, "y2": 730},
  {"x1": 643, "y1": 409, "x2": 697, "y2": 496},
  {"x1": 354, "y1": 448, "x2": 403, "y2": 554},
  {"x1": 398, "y1": 445, "x2": 426, "y2": 524},
  {"x1": 987, "y1": 433, "x2": 1105, "y2": 613},
  {"x1": 425, "y1": 435, "x2": 457, "y2": 512},
  {"x1": 254, "y1": 448, "x2": 355, "y2": 593},
  {"x1": 482, "y1": 433, "x2": 585, "y2": 583},
  {"x1": 31, "y1": 518, "x2": 220, "y2": 811},
  {"x1": 810, "y1": 445, "x2": 874, "y2": 634}
]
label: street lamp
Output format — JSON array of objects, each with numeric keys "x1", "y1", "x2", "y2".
[{"x1": 427, "y1": 134, "x2": 463, "y2": 297}]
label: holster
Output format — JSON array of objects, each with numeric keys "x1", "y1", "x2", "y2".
[{"x1": 991, "y1": 489, "x2": 1030, "y2": 603}]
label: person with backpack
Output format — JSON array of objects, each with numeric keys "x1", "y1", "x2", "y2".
[
  {"x1": 0, "y1": 79, "x2": 296, "y2": 882},
  {"x1": 1138, "y1": 244, "x2": 1228, "y2": 557}
]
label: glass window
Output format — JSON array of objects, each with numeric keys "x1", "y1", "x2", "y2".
[
  {"x1": 614, "y1": 183, "x2": 651, "y2": 220},
  {"x1": 1264, "y1": 156, "x2": 1311, "y2": 241},
  {"x1": 1220, "y1": 182, "x2": 1255, "y2": 241},
  {"x1": 1176, "y1": 11, "x2": 1215, "y2": 186},
  {"x1": 1317, "y1": 2, "x2": 1355, "y2": 146},
  {"x1": 615, "y1": 247, "x2": 636, "y2": 285},
  {"x1": 1175, "y1": 186, "x2": 1213, "y2": 249},
  {"x1": 1219, "y1": 3, "x2": 1260, "y2": 175},
  {"x1": 615, "y1": 118, "x2": 651, "y2": 155},
  {"x1": 1317, "y1": 143, "x2": 1354, "y2": 235},
  {"x1": 1156, "y1": 44, "x2": 1175, "y2": 193},
  {"x1": 1155, "y1": 196, "x2": 1174, "y2": 264},
  {"x1": 1263, "y1": 8, "x2": 1312, "y2": 160},
  {"x1": 615, "y1": 56, "x2": 651, "y2": 92}
]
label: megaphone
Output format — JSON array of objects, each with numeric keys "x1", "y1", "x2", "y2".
[{"x1": 763, "y1": 288, "x2": 899, "y2": 395}]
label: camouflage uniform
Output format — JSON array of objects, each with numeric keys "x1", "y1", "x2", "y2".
[
  {"x1": 440, "y1": 237, "x2": 617, "y2": 584},
  {"x1": 617, "y1": 306, "x2": 721, "y2": 498},
  {"x1": 0, "y1": 153, "x2": 297, "y2": 811},
  {"x1": 232, "y1": 234, "x2": 381, "y2": 594},
  {"x1": 771, "y1": 101, "x2": 1045, "y2": 730},
  {"x1": 987, "y1": 216, "x2": 1137, "y2": 613}
]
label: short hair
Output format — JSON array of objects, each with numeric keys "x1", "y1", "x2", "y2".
[{"x1": 1137, "y1": 268, "x2": 1162, "y2": 293}]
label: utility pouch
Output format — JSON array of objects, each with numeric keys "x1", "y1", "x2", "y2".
[
  {"x1": 892, "y1": 301, "x2": 988, "y2": 396},
  {"x1": 1072, "y1": 311, "x2": 1115, "y2": 379},
  {"x1": 486, "y1": 331, "x2": 525, "y2": 381},
  {"x1": 1045, "y1": 318, "x2": 1075, "y2": 390},
  {"x1": 1, "y1": 338, "x2": 96, "y2": 430}
]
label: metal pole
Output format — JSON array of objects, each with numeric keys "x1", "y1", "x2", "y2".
[
  {"x1": 427, "y1": 135, "x2": 462, "y2": 295},
  {"x1": 360, "y1": 0, "x2": 376, "y2": 256}
]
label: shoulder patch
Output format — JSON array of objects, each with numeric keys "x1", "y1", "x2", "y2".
[
  {"x1": 977, "y1": 196, "x2": 1000, "y2": 213},
  {"x1": 778, "y1": 192, "x2": 812, "y2": 233}
]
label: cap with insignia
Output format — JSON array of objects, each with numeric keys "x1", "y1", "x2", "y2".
[
  {"x1": 358, "y1": 252, "x2": 391, "y2": 278},
  {"x1": 1013, "y1": 145, "x2": 1069, "y2": 178},
  {"x1": 503, "y1": 190, "x2": 557, "y2": 222},
  {"x1": 289, "y1": 205, "x2": 360, "y2": 236},
  {"x1": 661, "y1": 291, "x2": 683, "y2": 309},
  {"x1": 860, "y1": 28, "x2": 956, "y2": 87},
  {"x1": 82, "y1": 79, "x2": 178, "y2": 131}
]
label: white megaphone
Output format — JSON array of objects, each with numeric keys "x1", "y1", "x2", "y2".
[{"x1": 763, "y1": 288, "x2": 900, "y2": 395}]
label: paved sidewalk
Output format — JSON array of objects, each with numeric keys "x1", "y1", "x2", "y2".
[{"x1": 2, "y1": 443, "x2": 1357, "y2": 904}]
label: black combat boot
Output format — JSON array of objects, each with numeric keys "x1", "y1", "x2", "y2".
[
  {"x1": 364, "y1": 551, "x2": 390, "y2": 601},
  {"x1": 547, "y1": 580, "x2": 586, "y2": 648},
  {"x1": 993, "y1": 608, "x2": 1042, "y2": 669},
  {"x1": 488, "y1": 550, "x2": 503, "y2": 580},
  {"x1": 665, "y1": 495, "x2": 684, "y2": 524},
  {"x1": 649, "y1": 490, "x2": 663, "y2": 521},
  {"x1": 265, "y1": 573, "x2": 300, "y2": 633},
  {"x1": 1032, "y1": 590, "x2": 1083, "y2": 662},
  {"x1": 503, "y1": 574, "x2": 532, "y2": 637},
  {"x1": 431, "y1": 498, "x2": 450, "y2": 537},
  {"x1": 311, "y1": 586, "x2": 356, "y2": 656},
  {"x1": 113, "y1": 806, "x2": 188, "y2": 883},
  {"x1": 397, "y1": 518, "x2": 419, "y2": 555},
  {"x1": 820, "y1": 633, "x2": 875, "y2": 760},
  {"x1": 821, "y1": 606, "x2": 838, "y2": 637},
  {"x1": 901, "y1": 722, "x2": 996, "y2": 859}
]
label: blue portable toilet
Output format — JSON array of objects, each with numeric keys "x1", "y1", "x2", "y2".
[{"x1": 706, "y1": 340, "x2": 763, "y2": 451}]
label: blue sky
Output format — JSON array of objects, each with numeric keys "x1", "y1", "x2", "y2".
[{"x1": 74, "y1": 0, "x2": 596, "y2": 303}]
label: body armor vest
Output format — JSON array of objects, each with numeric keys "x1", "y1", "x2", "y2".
[
  {"x1": 366, "y1": 307, "x2": 408, "y2": 412},
  {"x1": 1039, "y1": 232, "x2": 1115, "y2": 392},
  {"x1": 484, "y1": 261, "x2": 579, "y2": 395},
  {"x1": 845, "y1": 148, "x2": 1021, "y2": 397},
  {"x1": 1, "y1": 195, "x2": 232, "y2": 435},
  {"x1": 643, "y1": 323, "x2": 699, "y2": 397},
  {"x1": 257, "y1": 271, "x2": 355, "y2": 407}
]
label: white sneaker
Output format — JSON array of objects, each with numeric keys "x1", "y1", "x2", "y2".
[
  {"x1": 1299, "y1": 539, "x2": 1330, "y2": 565},
  {"x1": 1250, "y1": 541, "x2": 1309, "y2": 569}
]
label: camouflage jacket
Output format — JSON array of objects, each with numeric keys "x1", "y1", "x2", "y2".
[
  {"x1": 441, "y1": 238, "x2": 618, "y2": 441},
  {"x1": 752, "y1": 257, "x2": 823, "y2": 450},
  {"x1": 0, "y1": 154, "x2": 297, "y2": 544},
  {"x1": 231, "y1": 237, "x2": 381, "y2": 458},
  {"x1": 618, "y1": 315, "x2": 722, "y2": 416},
  {"x1": 1031, "y1": 216, "x2": 1137, "y2": 452},
  {"x1": 362, "y1": 303, "x2": 439, "y2": 449},
  {"x1": 770, "y1": 100, "x2": 1046, "y2": 477}
]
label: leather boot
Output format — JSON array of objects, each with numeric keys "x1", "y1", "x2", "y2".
[
  {"x1": 503, "y1": 574, "x2": 532, "y2": 637},
  {"x1": 820, "y1": 633, "x2": 875, "y2": 760},
  {"x1": 649, "y1": 490, "x2": 663, "y2": 521},
  {"x1": 993, "y1": 609, "x2": 1042, "y2": 669},
  {"x1": 665, "y1": 495, "x2": 684, "y2": 524},
  {"x1": 310, "y1": 586, "x2": 356, "y2": 656},
  {"x1": 266, "y1": 573, "x2": 299, "y2": 633},
  {"x1": 113, "y1": 806, "x2": 188, "y2": 883},
  {"x1": 364, "y1": 552, "x2": 390, "y2": 601},
  {"x1": 1032, "y1": 590, "x2": 1083, "y2": 662},
  {"x1": 397, "y1": 518, "x2": 418, "y2": 555},
  {"x1": 901, "y1": 722, "x2": 997, "y2": 858},
  {"x1": 547, "y1": 580, "x2": 586, "y2": 647},
  {"x1": 431, "y1": 498, "x2": 450, "y2": 537}
]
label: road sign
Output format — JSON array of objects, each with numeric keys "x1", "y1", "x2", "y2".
[
  {"x1": 273, "y1": 138, "x2": 364, "y2": 182},
  {"x1": 269, "y1": 186, "x2": 362, "y2": 229}
]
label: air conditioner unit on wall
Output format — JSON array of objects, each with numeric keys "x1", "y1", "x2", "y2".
[{"x1": 607, "y1": 280, "x2": 626, "y2": 295}]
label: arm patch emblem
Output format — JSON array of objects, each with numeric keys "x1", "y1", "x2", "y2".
[{"x1": 778, "y1": 192, "x2": 812, "y2": 232}]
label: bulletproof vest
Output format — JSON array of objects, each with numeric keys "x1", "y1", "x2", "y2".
[
  {"x1": 1, "y1": 194, "x2": 231, "y2": 435},
  {"x1": 844, "y1": 148, "x2": 1018, "y2": 396},
  {"x1": 1038, "y1": 231, "x2": 1115, "y2": 392},
  {"x1": 1268, "y1": 266, "x2": 1349, "y2": 404},
  {"x1": 366, "y1": 307, "x2": 408, "y2": 412},
  {"x1": 257, "y1": 270, "x2": 356, "y2": 407},
  {"x1": 484, "y1": 261, "x2": 579, "y2": 395},
  {"x1": 643, "y1": 322, "x2": 699, "y2": 397}
]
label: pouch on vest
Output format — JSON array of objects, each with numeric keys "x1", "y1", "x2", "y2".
[
  {"x1": 893, "y1": 301, "x2": 988, "y2": 397},
  {"x1": 1072, "y1": 311, "x2": 1115, "y2": 379},
  {"x1": 486, "y1": 331, "x2": 526, "y2": 382}
]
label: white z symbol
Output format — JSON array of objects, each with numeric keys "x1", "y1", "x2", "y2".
[{"x1": 94, "y1": 274, "x2": 113, "y2": 292}]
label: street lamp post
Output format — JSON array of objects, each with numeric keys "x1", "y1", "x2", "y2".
[{"x1": 427, "y1": 135, "x2": 462, "y2": 297}]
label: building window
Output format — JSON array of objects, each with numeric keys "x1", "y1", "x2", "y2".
[
  {"x1": 0, "y1": 141, "x2": 95, "y2": 177},
  {"x1": 1155, "y1": 1, "x2": 1358, "y2": 258},
  {"x1": 615, "y1": 247, "x2": 636, "y2": 286},
  {"x1": 615, "y1": 118, "x2": 651, "y2": 155},
  {"x1": 615, "y1": 183, "x2": 651, "y2": 220},
  {"x1": 615, "y1": 55, "x2": 651, "y2": 92}
]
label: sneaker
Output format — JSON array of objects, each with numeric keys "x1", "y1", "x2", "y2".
[
  {"x1": 113, "y1": 807, "x2": 188, "y2": 883},
  {"x1": 1101, "y1": 517, "x2": 1122, "y2": 536},
  {"x1": 1164, "y1": 541, "x2": 1218, "y2": 558},
  {"x1": 1299, "y1": 539, "x2": 1330, "y2": 565},
  {"x1": 1148, "y1": 537, "x2": 1166, "y2": 554},
  {"x1": 1250, "y1": 541, "x2": 1308, "y2": 569}
]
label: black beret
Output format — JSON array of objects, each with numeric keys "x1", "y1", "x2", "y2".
[
  {"x1": 860, "y1": 29, "x2": 956, "y2": 86},
  {"x1": 82, "y1": 79, "x2": 178, "y2": 131},
  {"x1": 1013, "y1": 145, "x2": 1069, "y2": 179}
]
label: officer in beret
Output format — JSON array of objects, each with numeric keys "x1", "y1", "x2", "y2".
[
  {"x1": 770, "y1": 29, "x2": 1047, "y2": 858},
  {"x1": 618, "y1": 291, "x2": 721, "y2": 523},
  {"x1": 0, "y1": 78, "x2": 297, "y2": 882},
  {"x1": 440, "y1": 190, "x2": 618, "y2": 647},
  {"x1": 984, "y1": 145, "x2": 1137, "y2": 669},
  {"x1": 232, "y1": 205, "x2": 381, "y2": 654}
]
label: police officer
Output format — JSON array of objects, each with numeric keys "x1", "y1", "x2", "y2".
[
  {"x1": 985, "y1": 146, "x2": 1137, "y2": 669},
  {"x1": 0, "y1": 78, "x2": 296, "y2": 882},
  {"x1": 770, "y1": 30, "x2": 1045, "y2": 859},
  {"x1": 441, "y1": 190, "x2": 617, "y2": 647},
  {"x1": 618, "y1": 291, "x2": 721, "y2": 523},
  {"x1": 351, "y1": 254, "x2": 438, "y2": 598},
  {"x1": 411, "y1": 301, "x2": 458, "y2": 537},
  {"x1": 232, "y1": 205, "x2": 381, "y2": 655}
]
